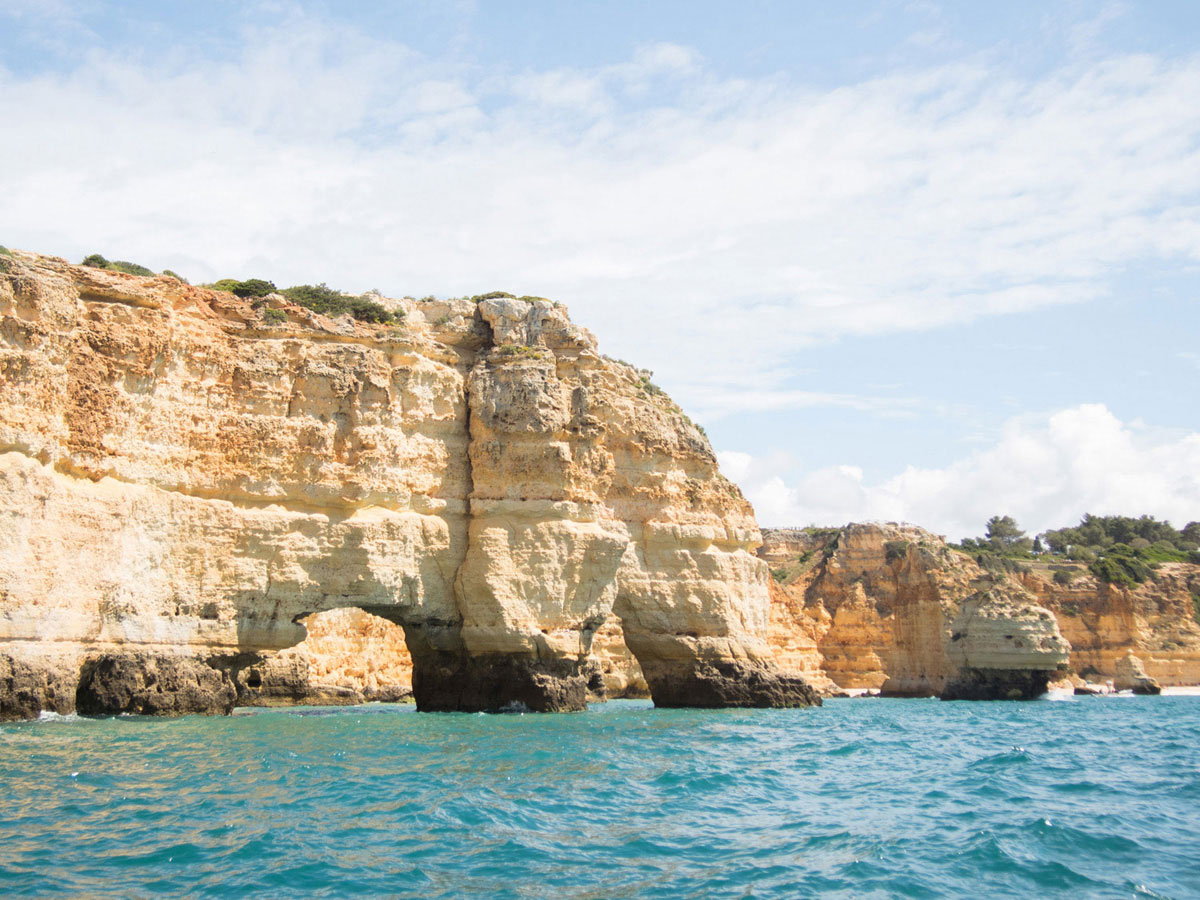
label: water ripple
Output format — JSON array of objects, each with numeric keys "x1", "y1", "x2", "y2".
[{"x1": 1, "y1": 697, "x2": 1199, "y2": 898}]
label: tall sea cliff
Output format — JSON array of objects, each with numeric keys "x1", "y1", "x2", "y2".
[
  {"x1": 0, "y1": 250, "x2": 816, "y2": 718},
  {"x1": 760, "y1": 523, "x2": 1200, "y2": 694}
]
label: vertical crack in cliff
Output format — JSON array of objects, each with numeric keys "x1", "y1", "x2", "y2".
[
  {"x1": 445, "y1": 302, "x2": 494, "y2": 628},
  {"x1": 450, "y1": 367, "x2": 475, "y2": 629}
]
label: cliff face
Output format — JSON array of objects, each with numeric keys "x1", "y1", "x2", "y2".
[
  {"x1": 762, "y1": 524, "x2": 1070, "y2": 697},
  {"x1": 213, "y1": 521, "x2": 1200, "y2": 703},
  {"x1": 1018, "y1": 564, "x2": 1200, "y2": 686},
  {"x1": 0, "y1": 250, "x2": 816, "y2": 718}
]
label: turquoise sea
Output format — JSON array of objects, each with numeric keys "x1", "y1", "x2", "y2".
[{"x1": 1, "y1": 696, "x2": 1198, "y2": 899}]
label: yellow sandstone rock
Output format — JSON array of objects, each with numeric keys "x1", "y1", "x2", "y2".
[
  {"x1": 1019, "y1": 565, "x2": 1200, "y2": 687},
  {"x1": 761, "y1": 524, "x2": 1071, "y2": 698},
  {"x1": 0, "y1": 250, "x2": 816, "y2": 717}
]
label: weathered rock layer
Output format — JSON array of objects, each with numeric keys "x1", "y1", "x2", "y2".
[
  {"x1": 763, "y1": 524, "x2": 1070, "y2": 699},
  {"x1": 761, "y1": 523, "x2": 1199, "y2": 696},
  {"x1": 0, "y1": 250, "x2": 816, "y2": 717},
  {"x1": 941, "y1": 583, "x2": 1071, "y2": 700},
  {"x1": 1019, "y1": 565, "x2": 1200, "y2": 686}
]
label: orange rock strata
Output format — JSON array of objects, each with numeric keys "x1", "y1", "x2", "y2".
[{"x1": 759, "y1": 524, "x2": 1200, "y2": 693}]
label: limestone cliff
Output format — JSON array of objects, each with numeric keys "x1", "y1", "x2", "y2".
[
  {"x1": 0, "y1": 249, "x2": 817, "y2": 718},
  {"x1": 1017, "y1": 564, "x2": 1200, "y2": 686},
  {"x1": 762, "y1": 524, "x2": 1070, "y2": 698}
]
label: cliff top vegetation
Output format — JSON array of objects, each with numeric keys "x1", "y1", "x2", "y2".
[
  {"x1": 77, "y1": 252, "x2": 402, "y2": 324},
  {"x1": 201, "y1": 278, "x2": 401, "y2": 325},
  {"x1": 79, "y1": 253, "x2": 188, "y2": 283},
  {"x1": 952, "y1": 513, "x2": 1200, "y2": 587},
  {"x1": 72, "y1": 254, "x2": 565, "y2": 326}
]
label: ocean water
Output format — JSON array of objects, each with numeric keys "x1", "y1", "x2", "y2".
[{"x1": 1, "y1": 697, "x2": 1198, "y2": 899}]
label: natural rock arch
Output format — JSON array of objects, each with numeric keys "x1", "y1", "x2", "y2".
[{"x1": 0, "y1": 252, "x2": 818, "y2": 718}]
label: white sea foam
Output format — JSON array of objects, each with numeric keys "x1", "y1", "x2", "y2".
[
  {"x1": 36, "y1": 711, "x2": 81, "y2": 723},
  {"x1": 1040, "y1": 688, "x2": 1077, "y2": 702}
]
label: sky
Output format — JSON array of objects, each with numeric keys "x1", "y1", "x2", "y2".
[{"x1": 1, "y1": 0, "x2": 1198, "y2": 539}]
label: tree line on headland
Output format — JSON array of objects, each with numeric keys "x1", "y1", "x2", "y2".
[{"x1": 954, "y1": 514, "x2": 1200, "y2": 587}]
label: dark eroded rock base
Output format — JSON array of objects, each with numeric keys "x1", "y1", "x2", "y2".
[
  {"x1": 412, "y1": 652, "x2": 596, "y2": 712},
  {"x1": 940, "y1": 667, "x2": 1058, "y2": 701},
  {"x1": 4, "y1": 647, "x2": 822, "y2": 718},
  {"x1": 76, "y1": 653, "x2": 238, "y2": 716},
  {"x1": 641, "y1": 658, "x2": 822, "y2": 709},
  {"x1": 0, "y1": 654, "x2": 77, "y2": 720}
]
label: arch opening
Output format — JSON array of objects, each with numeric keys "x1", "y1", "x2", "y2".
[
  {"x1": 587, "y1": 616, "x2": 650, "y2": 701},
  {"x1": 235, "y1": 607, "x2": 415, "y2": 707}
]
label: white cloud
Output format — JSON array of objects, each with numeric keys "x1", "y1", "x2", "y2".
[
  {"x1": 1, "y1": 15, "x2": 1199, "y2": 412},
  {"x1": 694, "y1": 386, "x2": 919, "y2": 422},
  {"x1": 724, "y1": 405, "x2": 1200, "y2": 539}
]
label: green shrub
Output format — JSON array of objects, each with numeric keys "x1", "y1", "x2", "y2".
[
  {"x1": 1088, "y1": 554, "x2": 1154, "y2": 586},
  {"x1": 1192, "y1": 587, "x2": 1200, "y2": 624},
  {"x1": 280, "y1": 283, "x2": 400, "y2": 324},
  {"x1": 1078, "y1": 534, "x2": 1197, "y2": 586},
  {"x1": 111, "y1": 260, "x2": 155, "y2": 276},
  {"x1": 771, "y1": 568, "x2": 788, "y2": 583},
  {"x1": 1140, "y1": 544, "x2": 1191, "y2": 564},
  {"x1": 281, "y1": 284, "x2": 347, "y2": 312},
  {"x1": 232, "y1": 278, "x2": 276, "y2": 298},
  {"x1": 207, "y1": 279, "x2": 400, "y2": 324},
  {"x1": 1052, "y1": 569, "x2": 1076, "y2": 586},
  {"x1": 958, "y1": 534, "x2": 1031, "y2": 558},
  {"x1": 262, "y1": 308, "x2": 287, "y2": 325},
  {"x1": 977, "y1": 554, "x2": 1028, "y2": 576},
  {"x1": 0, "y1": 245, "x2": 12, "y2": 258},
  {"x1": 471, "y1": 291, "x2": 516, "y2": 301},
  {"x1": 638, "y1": 375, "x2": 666, "y2": 398},
  {"x1": 80, "y1": 254, "x2": 155, "y2": 277},
  {"x1": 885, "y1": 540, "x2": 910, "y2": 563},
  {"x1": 207, "y1": 278, "x2": 277, "y2": 298},
  {"x1": 161, "y1": 269, "x2": 189, "y2": 283},
  {"x1": 803, "y1": 527, "x2": 841, "y2": 542},
  {"x1": 339, "y1": 297, "x2": 391, "y2": 324}
]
